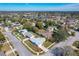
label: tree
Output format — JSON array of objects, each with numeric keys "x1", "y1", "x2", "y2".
[
  {"x1": 36, "y1": 22, "x2": 44, "y2": 29},
  {"x1": 12, "y1": 17, "x2": 20, "y2": 22},
  {"x1": 52, "y1": 29, "x2": 68, "y2": 43},
  {"x1": 19, "y1": 18, "x2": 27, "y2": 25},
  {"x1": 63, "y1": 46, "x2": 77, "y2": 56},
  {"x1": 0, "y1": 44, "x2": 2, "y2": 51},
  {"x1": 32, "y1": 27, "x2": 39, "y2": 33},
  {"x1": 44, "y1": 20, "x2": 57, "y2": 29},
  {"x1": 23, "y1": 22, "x2": 33, "y2": 31},
  {"x1": 4, "y1": 21, "x2": 11, "y2": 26},
  {"x1": 0, "y1": 32, "x2": 5, "y2": 42},
  {"x1": 0, "y1": 18, "x2": 3, "y2": 23},
  {"x1": 73, "y1": 41, "x2": 79, "y2": 49}
]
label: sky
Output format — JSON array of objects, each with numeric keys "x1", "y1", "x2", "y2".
[{"x1": 0, "y1": 3, "x2": 79, "y2": 11}]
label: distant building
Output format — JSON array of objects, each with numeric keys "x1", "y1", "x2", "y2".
[
  {"x1": 38, "y1": 29, "x2": 53, "y2": 39},
  {"x1": 11, "y1": 22, "x2": 21, "y2": 27}
]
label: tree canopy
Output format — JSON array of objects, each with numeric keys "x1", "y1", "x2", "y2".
[
  {"x1": 0, "y1": 32, "x2": 5, "y2": 42},
  {"x1": 52, "y1": 29, "x2": 68, "y2": 43}
]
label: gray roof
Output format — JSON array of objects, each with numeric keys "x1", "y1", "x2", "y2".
[{"x1": 30, "y1": 38, "x2": 46, "y2": 46}]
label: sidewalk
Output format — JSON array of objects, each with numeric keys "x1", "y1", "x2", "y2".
[
  {"x1": 38, "y1": 45, "x2": 48, "y2": 52},
  {"x1": 5, "y1": 49, "x2": 16, "y2": 55}
]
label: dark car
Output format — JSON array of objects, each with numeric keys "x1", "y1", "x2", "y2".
[{"x1": 75, "y1": 28, "x2": 79, "y2": 32}]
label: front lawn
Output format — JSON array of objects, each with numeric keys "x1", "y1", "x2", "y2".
[
  {"x1": 43, "y1": 40, "x2": 53, "y2": 48},
  {"x1": 8, "y1": 52, "x2": 15, "y2": 56},
  {"x1": 1, "y1": 43, "x2": 12, "y2": 52},
  {"x1": 24, "y1": 40, "x2": 43, "y2": 52},
  {"x1": 13, "y1": 32, "x2": 25, "y2": 41}
]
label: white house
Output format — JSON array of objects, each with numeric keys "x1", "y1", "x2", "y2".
[
  {"x1": 19, "y1": 29, "x2": 34, "y2": 38},
  {"x1": 30, "y1": 37, "x2": 46, "y2": 46}
]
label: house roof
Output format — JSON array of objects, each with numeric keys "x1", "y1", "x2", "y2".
[
  {"x1": 19, "y1": 29, "x2": 27, "y2": 33},
  {"x1": 19, "y1": 29, "x2": 34, "y2": 38},
  {"x1": 30, "y1": 37, "x2": 46, "y2": 46}
]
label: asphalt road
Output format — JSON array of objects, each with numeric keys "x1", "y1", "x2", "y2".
[{"x1": 3, "y1": 31, "x2": 33, "y2": 56}]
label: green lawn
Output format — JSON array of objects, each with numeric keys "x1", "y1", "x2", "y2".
[
  {"x1": 13, "y1": 32, "x2": 25, "y2": 40},
  {"x1": 24, "y1": 40, "x2": 43, "y2": 52},
  {"x1": 8, "y1": 52, "x2": 15, "y2": 56},
  {"x1": 43, "y1": 40, "x2": 53, "y2": 48}
]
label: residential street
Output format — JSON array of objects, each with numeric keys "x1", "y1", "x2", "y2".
[{"x1": 2, "y1": 31, "x2": 33, "y2": 56}]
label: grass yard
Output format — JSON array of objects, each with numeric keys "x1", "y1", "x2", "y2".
[
  {"x1": 1, "y1": 43, "x2": 12, "y2": 53},
  {"x1": 24, "y1": 40, "x2": 43, "y2": 53},
  {"x1": 8, "y1": 52, "x2": 15, "y2": 56},
  {"x1": 43, "y1": 40, "x2": 53, "y2": 48},
  {"x1": 13, "y1": 32, "x2": 25, "y2": 41},
  {"x1": 1, "y1": 42, "x2": 18, "y2": 56}
]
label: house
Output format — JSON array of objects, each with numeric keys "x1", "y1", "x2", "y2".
[
  {"x1": 64, "y1": 18, "x2": 76, "y2": 28},
  {"x1": 47, "y1": 26, "x2": 54, "y2": 32},
  {"x1": 30, "y1": 37, "x2": 46, "y2": 46},
  {"x1": 19, "y1": 29, "x2": 34, "y2": 38},
  {"x1": 38, "y1": 29, "x2": 53, "y2": 39},
  {"x1": 47, "y1": 26, "x2": 58, "y2": 32},
  {"x1": 19, "y1": 29, "x2": 46, "y2": 46},
  {"x1": 11, "y1": 22, "x2": 23, "y2": 30}
]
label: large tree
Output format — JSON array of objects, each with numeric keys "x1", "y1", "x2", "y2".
[
  {"x1": 0, "y1": 32, "x2": 5, "y2": 42},
  {"x1": 23, "y1": 22, "x2": 33, "y2": 31},
  {"x1": 52, "y1": 29, "x2": 68, "y2": 43},
  {"x1": 36, "y1": 21, "x2": 44, "y2": 29},
  {"x1": 32, "y1": 27, "x2": 39, "y2": 33}
]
